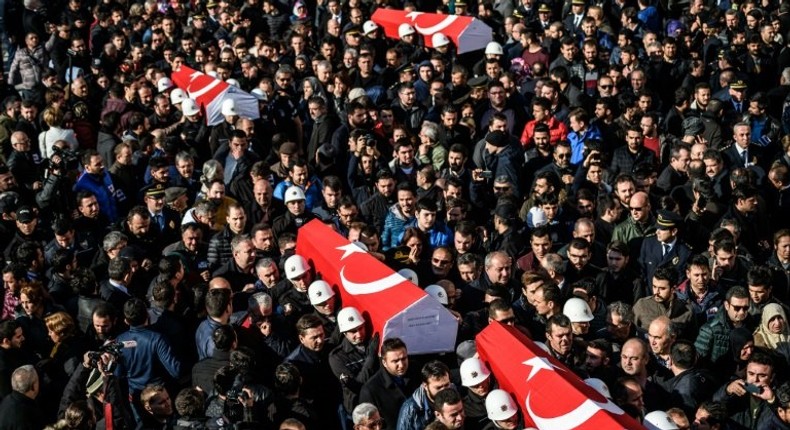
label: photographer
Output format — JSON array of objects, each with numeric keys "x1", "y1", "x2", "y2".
[
  {"x1": 205, "y1": 365, "x2": 259, "y2": 426},
  {"x1": 58, "y1": 351, "x2": 134, "y2": 430},
  {"x1": 36, "y1": 143, "x2": 78, "y2": 220}
]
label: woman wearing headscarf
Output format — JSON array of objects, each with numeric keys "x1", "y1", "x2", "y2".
[{"x1": 753, "y1": 303, "x2": 790, "y2": 365}]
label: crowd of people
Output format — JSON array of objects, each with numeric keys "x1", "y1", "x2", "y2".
[{"x1": 4, "y1": 0, "x2": 790, "y2": 428}]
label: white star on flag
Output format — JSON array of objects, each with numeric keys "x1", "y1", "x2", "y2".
[
  {"x1": 523, "y1": 356, "x2": 562, "y2": 381},
  {"x1": 337, "y1": 243, "x2": 367, "y2": 260}
]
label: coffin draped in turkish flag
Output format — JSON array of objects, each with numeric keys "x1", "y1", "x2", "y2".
[
  {"x1": 296, "y1": 220, "x2": 458, "y2": 354},
  {"x1": 476, "y1": 322, "x2": 647, "y2": 430},
  {"x1": 171, "y1": 65, "x2": 260, "y2": 126},
  {"x1": 371, "y1": 9, "x2": 492, "y2": 54}
]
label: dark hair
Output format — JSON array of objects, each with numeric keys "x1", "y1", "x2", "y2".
[
  {"x1": 50, "y1": 248, "x2": 75, "y2": 274},
  {"x1": 71, "y1": 267, "x2": 99, "y2": 296},
  {"x1": 652, "y1": 266, "x2": 676, "y2": 284},
  {"x1": 175, "y1": 388, "x2": 205, "y2": 418},
  {"x1": 151, "y1": 281, "x2": 175, "y2": 307},
  {"x1": 380, "y1": 337, "x2": 407, "y2": 357},
  {"x1": 747, "y1": 266, "x2": 772, "y2": 288},
  {"x1": 670, "y1": 340, "x2": 696, "y2": 370},
  {"x1": 296, "y1": 314, "x2": 323, "y2": 336},
  {"x1": 420, "y1": 360, "x2": 450, "y2": 383},
  {"x1": 546, "y1": 314, "x2": 572, "y2": 334},
  {"x1": 213, "y1": 365, "x2": 241, "y2": 396},
  {"x1": 726, "y1": 286, "x2": 750, "y2": 302},
  {"x1": 205, "y1": 288, "x2": 232, "y2": 318},
  {"x1": 123, "y1": 298, "x2": 148, "y2": 326},
  {"x1": 0, "y1": 320, "x2": 19, "y2": 343},
  {"x1": 158, "y1": 255, "x2": 183, "y2": 280},
  {"x1": 274, "y1": 362, "x2": 301, "y2": 395},
  {"x1": 108, "y1": 257, "x2": 132, "y2": 281},
  {"x1": 433, "y1": 388, "x2": 462, "y2": 412}
]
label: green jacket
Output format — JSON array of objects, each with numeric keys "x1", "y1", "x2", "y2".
[
  {"x1": 695, "y1": 307, "x2": 748, "y2": 368},
  {"x1": 612, "y1": 215, "x2": 656, "y2": 246}
]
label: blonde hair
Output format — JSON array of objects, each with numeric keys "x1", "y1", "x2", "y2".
[
  {"x1": 45, "y1": 311, "x2": 76, "y2": 339},
  {"x1": 42, "y1": 107, "x2": 64, "y2": 128}
]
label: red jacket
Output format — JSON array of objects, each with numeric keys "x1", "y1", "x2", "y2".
[{"x1": 520, "y1": 116, "x2": 568, "y2": 148}]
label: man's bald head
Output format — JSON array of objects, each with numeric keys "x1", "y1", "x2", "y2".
[
  {"x1": 209, "y1": 277, "x2": 231, "y2": 290},
  {"x1": 629, "y1": 192, "x2": 650, "y2": 222}
]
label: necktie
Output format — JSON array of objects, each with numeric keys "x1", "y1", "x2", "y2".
[
  {"x1": 574, "y1": 15, "x2": 581, "y2": 27},
  {"x1": 156, "y1": 214, "x2": 164, "y2": 230},
  {"x1": 735, "y1": 102, "x2": 741, "y2": 113},
  {"x1": 662, "y1": 243, "x2": 670, "y2": 256},
  {"x1": 741, "y1": 150, "x2": 748, "y2": 166}
]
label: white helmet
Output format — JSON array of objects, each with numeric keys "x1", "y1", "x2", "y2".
[
  {"x1": 563, "y1": 297, "x2": 594, "y2": 322},
  {"x1": 485, "y1": 41, "x2": 504, "y2": 55},
  {"x1": 424, "y1": 284, "x2": 448, "y2": 305},
  {"x1": 485, "y1": 389, "x2": 518, "y2": 421},
  {"x1": 250, "y1": 88, "x2": 267, "y2": 101},
  {"x1": 338, "y1": 307, "x2": 365, "y2": 332},
  {"x1": 584, "y1": 378, "x2": 611, "y2": 399},
  {"x1": 460, "y1": 358, "x2": 491, "y2": 387},
  {"x1": 221, "y1": 98, "x2": 238, "y2": 116},
  {"x1": 308, "y1": 280, "x2": 335, "y2": 305},
  {"x1": 284, "y1": 255, "x2": 310, "y2": 280},
  {"x1": 157, "y1": 77, "x2": 173, "y2": 92},
  {"x1": 363, "y1": 20, "x2": 379, "y2": 35},
  {"x1": 431, "y1": 32, "x2": 450, "y2": 47},
  {"x1": 181, "y1": 98, "x2": 200, "y2": 116},
  {"x1": 284, "y1": 186, "x2": 306, "y2": 203},
  {"x1": 170, "y1": 88, "x2": 186, "y2": 105},
  {"x1": 398, "y1": 268, "x2": 418, "y2": 286},
  {"x1": 643, "y1": 411, "x2": 680, "y2": 430},
  {"x1": 398, "y1": 23, "x2": 416, "y2": 38}
]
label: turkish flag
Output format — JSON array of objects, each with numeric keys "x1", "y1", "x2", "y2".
[
  {"x1": 170, "y1": 66, "x2": 260, "y2": 126},
  {"x1": 295, "y1": 220, "x2": 458, "y2": 355},
  {"x1": 371, "y1": 9, "x2": 493, "y2": 54},
  {"x1": 476, "y1": 322, "x2": 647, "y2": 430}
]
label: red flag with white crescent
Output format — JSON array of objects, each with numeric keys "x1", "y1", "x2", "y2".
[
  {"x1": 171, "y1": 65, "x2": 260, "y2": 126},
  {"x1": 476, "y1": 322, "x2": 647, "y2": 430},
  {"x1": 371, "y1": 9, "x2": 493, "y2": 54},
  {"x1": 296, "y1": 220, "x2": 458, "y2": 355}
]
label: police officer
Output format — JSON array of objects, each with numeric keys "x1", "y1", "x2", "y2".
[{"x1": 329, "y1": 307, "x2": 380, "y2": 424}]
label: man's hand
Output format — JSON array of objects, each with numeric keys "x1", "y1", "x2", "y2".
[
  {"x1": 755, "y1": 384, "x2": 775, "y2": 402},
  {"x1": 471, "y1": 169, "x2": 485, "y2": 182},
  {"x1": 200, "y1": 270, "x2": 211, "y2": 281},
  {"x1": 726, "y1": 379, "x2": 747, "y2": 397}
]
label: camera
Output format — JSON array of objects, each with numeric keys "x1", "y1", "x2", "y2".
[
  {"x1": 43, "y1": 147, "x2": 80, "y2": 172},
  {"x1": 223, "y1": 374, "x2": 250, "y2": 424},
  {"x1": 86, "y1": 340, "x2": 127, "y2": 372}
]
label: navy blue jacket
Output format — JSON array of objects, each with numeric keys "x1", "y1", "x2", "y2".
[{"x1": 115, "y1": 325, "x2": 182, "y2": 393}]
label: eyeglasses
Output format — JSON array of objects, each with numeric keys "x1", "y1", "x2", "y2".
[
  {"x1": 362, "y1": 419, "x2": 385, "y2": 429},
  {"x1": 629, "y1": 206, "x2": 644, "y2": 211},
  {"x1": 731, "y1": 304, "x2": 749, "y2": 312},
  {"x1": 599, "y1": 84, "x2": 613, "y2": 89},
  {"x1": 498, "y1": 317, "x2": 516, "y2": 324},
  {"x1": 556, "y1": 153, "x2": 571, "y2": 159}
]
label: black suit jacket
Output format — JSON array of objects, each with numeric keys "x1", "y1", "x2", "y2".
[
  {"x1": 359, "y1": 368, "x2": 419, "y2": 430},
  {"x1": 722, "y1": 143, "x2": 765, "y2": 170},
  {"x1": 99, "y1": 280, "x2": 131, "y2": 315}
]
